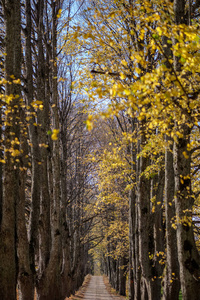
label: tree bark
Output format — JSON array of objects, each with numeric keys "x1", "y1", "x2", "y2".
[
  {"x1": 129, "y1": 189, "x2": 135, "y2": 300},
  {"x1": 0, "y1": 1, "x2": 21, "y2": 298},
  {"x1": 174, "y1": 125, "x2": 200, "y2": 299},
  {"x1": 138, "y1": 120, "x2": 152, "y2": 300},
  {"x1": 173, "y1": 1, "x2": 200, "y2": 298},
  {"x1": 17, "y1": 134, "x2": 34, "y2": 300},
  {"x1": 37, "y1": 2, "x2": 62, "y2": 299},
  {"x1": 25, "y1": 0, "x2": 41, "y2": 278},
  {"x1": 151, "y1": 169, "x2": 165, "y2": 300},
  {"x1": 119, "y1": 257, "x2": 127, "y2": 296},
  {"x1": 162, "y1": 134, "x2": 180, "y2": 300}
]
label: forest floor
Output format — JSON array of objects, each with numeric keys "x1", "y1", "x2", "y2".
[
  {"x1": 102, "y1": 276, "x2": 127, "y2": 299},
  {"x1": 65, "y1": 274, "x2": 92, "y2": 300}
]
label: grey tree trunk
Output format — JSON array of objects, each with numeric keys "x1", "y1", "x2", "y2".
[
  {"x1": 129, "y1": 188, "x2": 135, "y2": 300},
  {"x1": 60, "y1": 123, "x2": 72, "y2": 298},
  {"x1": 138, "y1": 119, "x2": 152, "y2": 300},
  {"x1": 35, "y1": 0, "x2": 51, "y2": 278},
  {"x1": 134, "y1": 130, "x2": 141, "y2": 300},
  {"x1": 161, "y1": 25, "x2": 181, "y2": 299},
  {"x1": 174, "y1": 125, "x2": 200, "y2": 299},
  {"x1": 163, "y1": 134, "x2": 180, "y2": 300},
  {"x1": 119, "y1": 257, "x2": 127, "y2": 296},
  {"x1": 0, "y1": 1, "x2": 21, "y2": 298},
  {"x1": 173, "y1": 1, "x2": 200, "y2": 298},
  {"x1": 37, "y1": 1, "x2": 62, "y2": 299},
  {"x1": 134, "y1": 203, "x2": 141, "y2": 300},
  {"x1": 16, "y1": 1, "x2": 35, "y2": 297},
  {"x1": 151, "y1": 169, "x2": 165, "y2": 300},
  {"x1": 129, "y1": 117, "x2": 141, "y2": 300},
  {"x1": 17, "y1": 132, "x2": 34, "y2": 300},
  {"x1": 25, "y1": 0, "x2": 41, "y2": 278}
]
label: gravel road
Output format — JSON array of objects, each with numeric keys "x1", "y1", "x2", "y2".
[{"x1": 83, "y1": 276, "x2": 121, "y2": 300}]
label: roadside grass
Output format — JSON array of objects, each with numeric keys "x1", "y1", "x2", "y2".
[
  {"x1": 65, "y1": 274, "x2": 92, "y2": 300},
  {"x1": 103, "y1": 275, "x2": 128, "y2": 299}
]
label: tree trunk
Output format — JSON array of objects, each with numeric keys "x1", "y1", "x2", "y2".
[
  {"x1": 174, "y1": 124, "x2": 200, "y2": 299},
  {"x1": 37, "y1": 2, "x2": 62, "y2": 299},
  {"x1": 138, "y1": 120, "x2": 152, "y2": 300},
  {"x1": 0, "y1": 1, "x2": 21, "y2": 298},
  {"x1": 0, "y1": 108, "x2": 3, "y2": 228},
  {"x1": 163, "y1": 134, "x2": 180, "y2": 300},
  {"x1": 119, "y1": 257, "x2": 127, "y2": 296},
  {"x1": 129, "y1": 189, "x2": 135, "y2": 300},
  {"x1": 17, "y1": 134, "x2": 34, "y2": 300},
  {"x1": 60, "y1": 128, "x2": 72, "y2": 298},
  {"x1": 34, "y1": 0, "x2": 51, "y2": 280},
  {"x1": 173, "y1": 1, "x2": 200, "y2": 298},
  {"x1": 25, "y1": 0, "x2": 41, "y2": 278},
  {"x1": 134, "y1": 204, "x2": 141, "y2": 300},
  {"x1": 134, "y1": 134, "x2": 141, "y2": 300},
  {"x1": 151, "y1": 169, "x2": 165, "y2": 300}
]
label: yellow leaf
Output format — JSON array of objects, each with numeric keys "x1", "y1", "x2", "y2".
[
  {"x1": 32, "y1": 100, "x2": 43, "y2": 105},
  {"x1": 11, "y1": 149, "x2": 21, "y2": 157},
  {"x1": 120, "y1": 73, "x2": 126, "y2": 80},
  {"x1": 51, "y1": 129, "x2": 59, "y2": 140},
  {"x1": 57, "y1": 9, "x2": 62, "y2": 18},
  {"x1": 156, "y1": 27, "x2": 162, "y2": 36},
  {"x1": 124, "y1": 89, "x2": 131, "y2": 96},
  {"x1": 5, "y1": 94, "x2": 14, "y2": 104},
  {"x1": 39, "y1": 143, "x2": 49, "y2": 148},
  {"x1": 13, "y1": 79, "x2": 21, "y2": 84},
  {"x1": 121, "y1": 59, "x2": 127, "y2": 66},
  {"x1": 86, "y1": 115, "x2": 93, "y2": 131},
  {"x1": 182, "y1": 151, "x2": 189, "y2": 159}
]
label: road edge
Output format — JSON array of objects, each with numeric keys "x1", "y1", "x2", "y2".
[{"x1": 65, "y1": 274, "x2": 92, "y2": 300}]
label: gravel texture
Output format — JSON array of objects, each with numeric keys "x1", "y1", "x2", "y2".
[{"x1": 83, "y1": 276, "x2": 120, "y2": 300}]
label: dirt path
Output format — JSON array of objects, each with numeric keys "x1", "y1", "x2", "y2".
[{"x1": 83, "y1": 276, "x2": 120, "y2": 300}]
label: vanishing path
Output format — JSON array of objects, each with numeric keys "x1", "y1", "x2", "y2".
[{"x1": 83, "y1": 276, "x2": 121, "y2": 300}]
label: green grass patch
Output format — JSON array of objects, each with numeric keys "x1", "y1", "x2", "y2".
[{"x1": 179, "y1": 290, "x2": 182, "y2": 300}]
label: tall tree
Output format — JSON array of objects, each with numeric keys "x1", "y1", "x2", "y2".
[
  {"x1": 0, "y1": 0, "x2": 21, "y2": 299},
  {"x1": 173, "y1": 1, "x2": 200, "y2": 298}
]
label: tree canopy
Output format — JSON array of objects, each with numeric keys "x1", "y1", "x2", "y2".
[{"x1": 0, "y1": 0, "x2": 200, "y2": 300}]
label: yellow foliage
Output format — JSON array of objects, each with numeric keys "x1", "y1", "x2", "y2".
[
  {"x1": 57, "y1": 9, "x2": 62, "y2": 19},
  {"x1": 86, "y1": 115, "x2": 93, "y2": 131},
  {"x1": 11, "y1": 149, "x2": 21, "y2": 157},
  {"x1": 51, "y1": 129, "x2": 59, "y2": 140}
]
